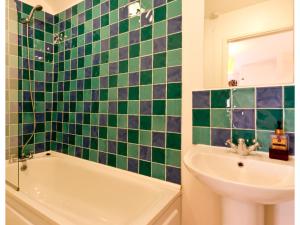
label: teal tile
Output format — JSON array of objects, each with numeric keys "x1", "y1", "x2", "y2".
[
  {"x1": 232, "y1": 88, "x2": 254, "y2": 108},
  {"x1": 257, "y1": 109, "x2": 283, "y2": 131},
  {"x1": 211, "y1": 89, "x2": 231, "y2": 108},
  {"x1": 284, "y1": 109, "x2": 294, "y2": 132},
  {"x1": 193, "y1": 109, "x2": 210, "y2": 126},
  {"x1": 256, "y1": 130, "x2": 272, "y2": 152},
  {"x1": 211, "y1": 109, "x2": 231, "y2": 128},
  {"x1": 192, "y1": 127, "x2": 210, "y2": 145},
  {"x1": 284, "y1": 86, "x2": 295, "y2": 108}
]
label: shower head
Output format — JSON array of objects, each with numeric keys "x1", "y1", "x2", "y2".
[{"x1": 20, "y1": 5, "x2": 43, "y2": 24}]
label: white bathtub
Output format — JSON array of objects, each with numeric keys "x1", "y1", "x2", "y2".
[{"x1": 6, "y1": 151, "x2": 181, "y2": 225}]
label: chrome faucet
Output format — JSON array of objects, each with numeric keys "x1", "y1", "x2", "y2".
[{"x1": 225, "y1": 138, "x2": 260, "y2": 156}]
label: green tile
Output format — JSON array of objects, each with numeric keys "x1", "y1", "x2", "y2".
[
  {"x1": 140, "y1": 116, "x2": 152, "y2": 130},
  {"x1": 152, "y1": 116, "x2": 166, "y2": 131},
  {"x1": 130, "y1": 44, "x2": 140, "y2": 58},
  {"x1": 167, "y1": 99, "x2": 181, "y2": 116},
  {"x1": 128, "y1": 143, "x2": 139, "y2": 158},
  {"x1": 154, "y1": 21, "x2": 166, "y2": 38},
  {"x1": 153, "y1": 100, "x2": 165, "y2": 115},
  {"x1": 139, "y1": 160, "x2": 151, "y2": 176},
  {"x1": 141, "y1": 70, "x2": 152, "y2": 85},
  {"x1": 193, "y1": 127, "x2": 210, "y2": 145},
  {"x1": 140, "y1": 130, "x2": 151, "y2": 145},
  {"x1": 257, "y1": 109, "x2": 283, "y2": 131},
  {"x1": 284, "y1": 109, "x2": 294, "y2": 132},
  {"x1": 211, "y1": 109, "x2": 231, "y2": 128},
  {"x1": 141, "y1": 25, "x2": 152, "y2": 41},
  {"x1": 128, "y1": 129, "x2": 139, "y2": 143},
  {"x1": 152, "y1": 163, "x2": 165, "y2": 180},
  {"x1": 168, "y1": 33, "x2": 182, "y2": 50},
  {"x1": 167, "y1": 133, "x2": 181, "y2": 150},
  {"x1": 256, "y1": 130, "x2": 272, "y2": 152},
  {"x1": 110, "y1": 0, "x2": 119, "y2": 11},
  {"x1": 119, "y1": 19, "x2": 129, "y2": 33},
  {"x1": 284, "y1": 86, "x2": 295, "y2": 108},
  {"x1": 167, "y1": 49, "x2": 181, "y2": 66},
  {"x1": 152, "y1": 147, "x2": 165, "y2": 164},
  {"x1": 193, "y1": 109, "x2": 210, "y2": 126},
  {"x1": 154, "y1": 5, "x2": 166, "y2": 22},
  {"x1": 232, "y1": 129, "x2": 255, "y2": 146},
  {"x1": 128, "y1": 101, "x2": 139, "y2": 114},
  {"x1": 140, "y1": 85, "x2": 152, "y2": 100},
  {"x1": 167, "y1": 0, "x2": 181, "y2": 18},
  {"x1": 166, "y1": 149, "x2": 180, "y2": 167},
  {"x1": 211, "y1": 89, "x2": 231, "y2": 108},
  {"x1": 167, "y1": 83, "x2": 181, "y2": 99},
  {"x1": 232, "y1": 88, "x2": 254, "y2": 108},
  {"x1": 140, "y1": 40, "x2": 152, "y2": 56},
  {"x1": 117, "y1": 155, "x2": 127, "y2": 170},
  {"x1": 153, "y1": 52, "x2": 166, "y2": 68}
]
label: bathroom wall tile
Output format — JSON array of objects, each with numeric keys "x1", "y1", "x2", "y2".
[
  {"x1": 287, "y1": 133, "x2": 294, "y2": 155},
  {"x1": 256, "y1": 87, "x2": 282, "y2": 108},
  {"x1": 192, "y1": 91, "x2": 210, "y2": 108},
  {"x1": 256, "y1": 109, "x2": 283, "y2": 131},
  {"x1": 211, "y1": 128, "x2": 231, "y2": 147},
  {"x1": 192, "y1": 109, "x2": 210, "y2": 126},
  {"x1": 232, "y1": 88, "x2": 254, "y2": 108},
  {"x1": 211, "y1": 109, "x2": 230, "y2": 128},
  {"x1": 192, "y1": 85, "x2": 294, "y2": 155},
  {"x1": 284, "y1": 86, "x2": 295, "y2": 108},
  {"x1": 256, "y1": 130, "x2": 272, "y2": 152},
  {"x1": 193, "y1": 127, "x2": 210, "y2": 145},
  {"x1": 232, "y1": 109, "x2": 255, "y2": 129},
  {"x1": 18, "y1": 0, "x2": 182, "y2": 184},
  {"x1": 284, "y1": 109, "x2": 294, "y2": 132},
  {"x1": 211, "y1": 89, "x2": 230, "y2": 108}
]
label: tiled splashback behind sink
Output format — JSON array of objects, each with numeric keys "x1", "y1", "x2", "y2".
[{"x1": 192, "y1": 85, "x2": 295, "y2": 155}]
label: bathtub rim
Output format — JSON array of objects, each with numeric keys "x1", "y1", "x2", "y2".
[{"x1": 6, "y1": 150, "x2": 181, "y2": 225}]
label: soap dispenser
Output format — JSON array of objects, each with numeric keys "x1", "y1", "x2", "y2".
[{"x1": 269, "y1": 121, "x2": 289, "y2": 161}]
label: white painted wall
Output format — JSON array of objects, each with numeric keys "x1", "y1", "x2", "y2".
[
  {"x1": 204, "y1": 0, "x2": 294, "y2": 88},
  {"x1": 21, "y1": 0, "x2": 83, "y2": 14},
  {"x1": 182, "y1": 1, "x2": 222, "y2": 225}
]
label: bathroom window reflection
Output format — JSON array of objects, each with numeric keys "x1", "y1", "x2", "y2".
[{"x1": 227, "y1": 30, "x2": 294, "y2": 87}]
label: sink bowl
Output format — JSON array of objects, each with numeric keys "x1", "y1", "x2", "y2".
[
  {"x1": 184, "y1": 145, "x2": 294, "y2": 225},
  {"x1": 184, "y1": 145, "x2": 294, "y2": 204}
]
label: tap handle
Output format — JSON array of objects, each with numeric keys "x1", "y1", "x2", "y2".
[{"x1": 252, "y1": 139, "x2": 261, "y2": 147}]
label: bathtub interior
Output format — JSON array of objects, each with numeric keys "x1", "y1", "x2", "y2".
[{"x1": 6, "y1": 152, "x2": 181, "y2": 225}]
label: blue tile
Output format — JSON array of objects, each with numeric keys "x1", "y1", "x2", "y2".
[
  {"x1": 153, "y1": 84, "x2": 166, "y2": 99},
  {"x1": 166, "y1": 166, "x2": 180, "y2": 184},
  {"x1": 152, "y1": 132, "x2": 165, "y2": 148},
  {"x1": 99, "y1": 152, "x2": 107, "y2": 164},
  {"x1": 130, "y1": 30, "x2": 140, "y2": 44},
  {"x1": 128, "y1": 115, "x2": 139, "y2": 129},
  {"x1": 168, "y1": 16, "x2": 182, "y2": 34},
  {"x1": 118, "y1": 129, "x2": 127, "y2": 142},
  {"x1": 128, "y1": 158, "x2": 138, "y2": 172},
  {"x1": 256, "y1": 87, "x2": 282, "y2": 108},
  {"x1": 140, "y1": 146, "x2": 151, "y2": 161},
  {"x1": 108, "y1": 141, "x2": 116, "y2": 153},
  {"x1": 167, "y1": 116, "x2": 181, "y2": 133},
  {"x1": 287, "y1": 133, "x2": 294, "y2": 155},
  {"x1": 232, "y1": 109, "x2": 255, "y2": 129},
  {"x1": 211, "y1": 128, "x2": 231, "y2": 147},
  {"x1": 140, "y1": 101, "x2": 152, "y2": 115},
  {"x1": 167, "y1": 66, "x2": 181, "y2": 82},
  {"x1": 192, "y1": 91, "x2": 210, "y2": 108}
]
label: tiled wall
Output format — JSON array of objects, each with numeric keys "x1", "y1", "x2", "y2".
[
  {"x1": 17, "y1": 0, "x2": 182, "y2": 184},
  {"x1": 6, "y1": 0, "x2": 19, "y2": 160},
  {"x1": 17, "y1": 1, "x2": 55, "y2": 155},
  {"x1": 192, "y1": 85, "x2": 295, "y2": 155}
]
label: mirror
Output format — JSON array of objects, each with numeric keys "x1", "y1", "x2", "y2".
[{"x1": 204, "y1": 0, "x2": 294, "y2": 88}]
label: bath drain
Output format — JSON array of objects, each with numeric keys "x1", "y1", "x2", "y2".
[{"x1": 46, "y1": 152, "x2": 51, "y2": 156}]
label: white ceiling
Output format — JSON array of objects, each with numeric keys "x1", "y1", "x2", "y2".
[{"x1": 205, "y1": 0, "x2": 269, "y2": 18}]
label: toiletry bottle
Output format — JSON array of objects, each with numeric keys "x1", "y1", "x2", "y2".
[{"x1": 269, "y1": 121, "x2": 289, "y2": 161}]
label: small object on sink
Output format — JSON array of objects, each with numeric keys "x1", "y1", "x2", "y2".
[{"x1": 269, "y1": 121, "x2": 289, "y2": 161}]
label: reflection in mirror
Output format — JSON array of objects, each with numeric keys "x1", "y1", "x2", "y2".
[
  {"x1": 227, "y1": 30, "x2": 294, "y2": 87},
  {"x1": 204, "y1": 0, "x2": 294, "y2": 88}
]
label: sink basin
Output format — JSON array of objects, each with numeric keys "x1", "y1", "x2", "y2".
[{"x1": 184, "y1": 145, "x2": 294, "y2": 225}]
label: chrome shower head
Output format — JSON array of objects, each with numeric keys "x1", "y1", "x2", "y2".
[{"x1": 20, "y1": 5, "x2": 43, "y2": 24}]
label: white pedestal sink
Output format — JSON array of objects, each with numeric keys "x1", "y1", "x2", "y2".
[{"x1": 183, "y1": 145, "x2": 294, "y2": 225}]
